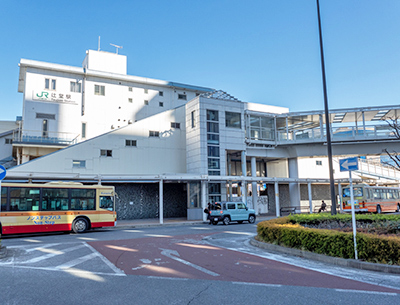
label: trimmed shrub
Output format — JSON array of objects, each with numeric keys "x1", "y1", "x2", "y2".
[{"x1": 257, "y1": 216, "x2": 400, "y2": 265}]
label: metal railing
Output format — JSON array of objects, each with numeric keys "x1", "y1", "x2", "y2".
[
  {"x1": 13, "y1": 130, "x2": 79, "y2": 146},
  {"x1": 270, "y1": 124, "x2": 395, "y2": 144}
]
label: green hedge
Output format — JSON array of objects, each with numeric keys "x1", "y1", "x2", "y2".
[{"x1": 257, "y1": 216, "x2": 400, "y2": 265}]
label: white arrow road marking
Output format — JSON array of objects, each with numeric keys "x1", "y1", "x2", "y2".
[{"x1": 160, "y1": 248, "x2": 219, "y2": 277}]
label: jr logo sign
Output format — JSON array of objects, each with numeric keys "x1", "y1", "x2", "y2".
[{"x1": 36, "y1": 91, "x2": 49, "y2": 98}]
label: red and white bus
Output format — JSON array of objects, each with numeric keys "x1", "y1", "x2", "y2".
[
  {"x1": 341, "y1": 184, "x2": 400, "y2": 214},
  {"x1": 0, "y1": 182, "x2": 116, "y2": 235}
]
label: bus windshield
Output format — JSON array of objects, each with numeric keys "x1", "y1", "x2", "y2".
[
  {"x1": 342, "y1": 187, "x2": 363, "y2": 197},
  {"x1": 100, "y1": 196, "x2": 114, "y2": 211}
]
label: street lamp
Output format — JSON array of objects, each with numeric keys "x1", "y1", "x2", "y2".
[{"x1": 316, "y1": 0, "x2": 337, "y2": 214}]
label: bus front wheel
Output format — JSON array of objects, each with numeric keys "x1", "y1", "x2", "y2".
[{"x1": 72, "y1": 218, "x2": 89, "y2": 233}]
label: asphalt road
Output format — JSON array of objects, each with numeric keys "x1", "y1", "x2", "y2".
[{"x1": 1, "y1": 222, "x2": 400, "y2": 304}]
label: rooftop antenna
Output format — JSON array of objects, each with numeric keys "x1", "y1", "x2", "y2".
[
  {"x1": 110, "y1": 43, "x2": 123, "y2": 54},
  {"x1": 98, "y1": 36, "x2": 101, "y2": 51}
]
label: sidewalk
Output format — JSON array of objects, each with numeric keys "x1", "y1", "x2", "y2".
[{"x1": 114, "y1": 215, "x2": 276, "y2": 229}]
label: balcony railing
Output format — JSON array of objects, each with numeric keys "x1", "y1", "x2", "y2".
[{"x1": 13, "y1": 130, "x2": 79, "y2": 146}]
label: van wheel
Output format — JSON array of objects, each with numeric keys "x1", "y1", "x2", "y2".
[
  {"x1": 223, "y1": 216, "x2": 230, "y2": 225},
  {"x1": 72, "y1": 218, "x2": 88, "y2": 233},
  {"x1": 248, "y1": 215, "x2": 256, "y2": 224},
  {"x1": 376, "y1": 205, "x2": 382, "y2": 214}
]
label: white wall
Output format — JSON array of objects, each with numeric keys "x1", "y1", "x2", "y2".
[
  {"x1": 10, "y1": 107, "x2": 187, "y2": 175},
  {"x1": 82, "y1": 50, "x2": 127, "y2": 75}
]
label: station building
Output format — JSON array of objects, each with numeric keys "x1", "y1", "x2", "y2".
[{"x1": 1, "y1": 49, "x2": 400, "y2": 221}]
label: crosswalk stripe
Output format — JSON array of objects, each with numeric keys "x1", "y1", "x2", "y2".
[
  {"x1": 56, "y1": 252, "x2": 98, "y2": 269},
  {"x1": 26, "y1": 243, "x2": 62, "y2": 253},
  {"x1": 22, "y1": 244, "x2": 86, "y2": 264}
]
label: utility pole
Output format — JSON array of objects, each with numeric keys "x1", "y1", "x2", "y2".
[{"x1": 316, "y1": 0, "x2": 337, "y2": 214}]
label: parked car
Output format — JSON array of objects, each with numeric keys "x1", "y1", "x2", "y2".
[{"x1": 209, "y1": 202, "x2": 256, "y2": 225}]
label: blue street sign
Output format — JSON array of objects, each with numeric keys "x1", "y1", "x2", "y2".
[
  {"x1": 0, "y1": 165, "x2": 6, "y2": 180},
  {"x1": 339, "y1": 157, "x2": 359, "y2": 172}
]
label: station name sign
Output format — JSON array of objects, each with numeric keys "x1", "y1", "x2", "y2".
[{"x1": 33, "y1": 90, "x2": 78, "y2": 105}]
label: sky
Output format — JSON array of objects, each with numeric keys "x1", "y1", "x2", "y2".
[{"x1": 1, "y1": 0, "x2": 399, "y2": 120}]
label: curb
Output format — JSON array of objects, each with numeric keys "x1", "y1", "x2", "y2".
[
  {"x1": 109, "y1": 221, "x2": 205, "y2": 230},
  {"x1": 250, "y1": 237, "x2": 400, "y2": 275}
]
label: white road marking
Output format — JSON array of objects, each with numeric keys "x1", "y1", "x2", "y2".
[
  {"x1": 232, "y1": 281, "x2": 282, "y2": 288},
  {"x1": 26, "y1": 243, "x2": 62, "y2": 252},
  {"x1": 160, "y1": 248, "x2": 219, "y2": 277},
  {"x1": 84, "y1": 243, "x2": 125, "y2": 275},
  {"x1": 335, "y1": 289, "x2": 398, "y2": 296},
  {"x1": 22, "y1": 244, "x2": 86, "y2": 264},
  {"x1": 56, "y1": 252, "x2": 98, "y2": 269},
  {"x1": 0, "y1": 264, "x2": 125, "y2": 276}
]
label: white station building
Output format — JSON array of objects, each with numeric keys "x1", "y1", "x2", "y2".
[{"x1": 1, "y1": 49, "x2": 399, "y2": 221}]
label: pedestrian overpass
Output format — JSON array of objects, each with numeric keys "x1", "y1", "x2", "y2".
[{"x1": 241, "y1": 104, "x2": 400, "y2": 215}]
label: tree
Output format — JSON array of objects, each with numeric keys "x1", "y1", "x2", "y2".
[{"x1": 383, "y1": 117, "x2": 400, "y2": 170}]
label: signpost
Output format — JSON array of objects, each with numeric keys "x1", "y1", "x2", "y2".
[
  {"x1": 0, "y1": 164, "x2": 6, "y2": 238},
  {"x1": 339, "y1": 157, "x2": 359, "y2": 260}
]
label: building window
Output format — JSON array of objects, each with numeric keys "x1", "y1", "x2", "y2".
[
  {"x1": 171, "y1": 122, "x2": 180, "y2": 129},
  {"x1": 207, "y1": 110, "x2": 218, "y2": 121},
  {"x1": 100, "y1": 149, "x2": 112, "y2": 157},
  {"x1": 70, "y1": 81, "x2": 81, "y2": 93},
  {"x1": 207, "y1": 122, "x2": 219, "y2": 133},
  {"x1": 144, "y1": 89, "x2": 148, "y2": 94},
  {"x1": 42, "y1": 119, "x2": 48, "y2": 137},
  {"x1": 81, "y1": 122, "x2": 86, "y2": 139},
  {"x1": 207, "y1": 134, "x2": 219, "y2": 145},
  {"x1": 149, "y1": 131, "x2": 160, "y2": 137},
  {"x1": 36, "y1": 113, "x2": 55, "y2": 120},
  {"x1": 72, "y1": 160, "x2": 86, "y2": 168},
  {"x1": 178, "y1": 94, "x2": 187, "y2": 100},
  {"x1": 125, "y1": 139, "x2": 137, "y2": 147},
  {"x1": 94, "y1": 85, "x2": 105, "y2": 96},
  {"x1": 129, "y1": 87, "x2": 133, "y2": 92},
  {"x1": 5, "y1": 138, "x2": 12, "y2": 144},
  {"x1": 191, "y1": 111, "x2": 196, "y2": 128},
  {"x1": 128, "y1": 98, "x2": 133, "y2": 103},
  {"x1": 159, "y1": 102, "x2": 164, "y2": 107},
  {"x1": 144, "y1": 100, "x2": 149, "y2": 105},
  {"x1": 225, "y1": 111, "x2": 241, "y2": 128},
  {"x1": 45, "y1": 78, "x2": 56, "y2": 90},
  {"x1": 207, "y1": 146, "x2": 219, "y2": 157},
  {"x1": 208, "y1": 158, "x2": 220, "y2": 170},
  {"x1": 159, "y1": 91, "x2": 163, "y2": 96},
  {"x1": 316, "y1": 160, "x2": 322, "y2": 166}
]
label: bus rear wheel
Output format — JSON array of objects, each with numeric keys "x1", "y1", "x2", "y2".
[
  {"x1": 376, "y1": 205, "x2": 382, "y2": 214},
  {"x1": 72, "y1": 218, "x2": 89, "y2": 233},
  {"x1": 397, "y1": 204, "x2": 400, "y2": 213}
]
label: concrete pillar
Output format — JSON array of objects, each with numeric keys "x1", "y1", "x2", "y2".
[
  {"x1": 228, "y1": 154, "x2": 233, "y2": 201},
  {"x1": 159, "y1": 179, "x2": 163, "y2": 224},
  {"x1": 274, "y1": 181, "x2": 280, "y2": 217},
  {"x1": 251, "y1": 157, "x2": 258, "y2": 214},
  {"x1": 201, "y1": 180, "x2": 207, "y2": 221},
  {"x1": 338, "y1": 182, "x2": 342, "y2": 213},
  {"x1": 308, "y1": 182, "x2": 313, "y2": 213},
  {"x1": 288, "y1": 158, "x2": 301, "y2": 209},
  {"x1": 241, "y1": 150, "x2": 247, "y2": 204}
]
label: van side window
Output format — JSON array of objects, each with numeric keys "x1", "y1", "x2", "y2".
[{"x1": 227, "y1": 203, "x2": 236, "y2": 209}]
